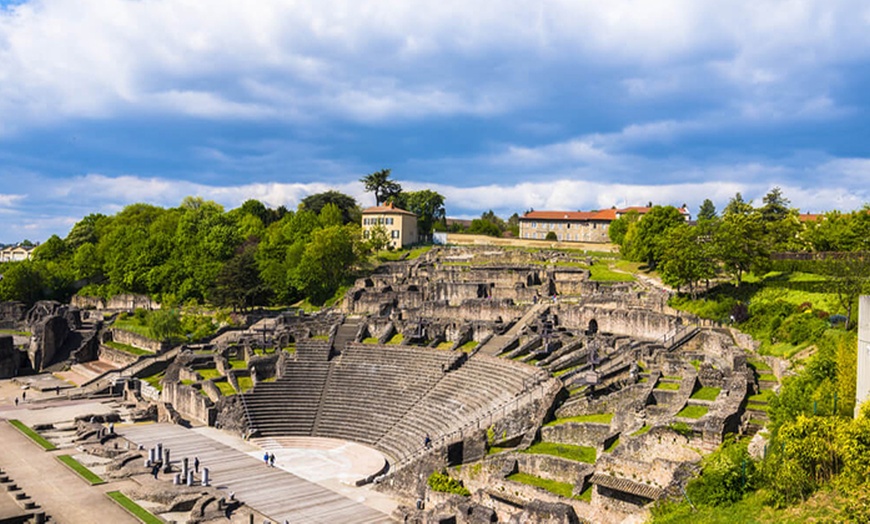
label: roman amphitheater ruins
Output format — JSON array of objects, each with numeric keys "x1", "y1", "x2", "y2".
[{"x1": 0, "y1": 246, "x2": 771, "y2": 524}]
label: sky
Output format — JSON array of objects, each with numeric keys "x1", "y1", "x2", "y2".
[{"x1": 1, "y1": 0, "x2": 870, "y2": 243}]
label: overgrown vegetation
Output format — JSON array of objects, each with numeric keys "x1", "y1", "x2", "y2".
[
  {"x1": 507, "y1": 472, "x2": 578, "y2": 498},
  {"x1": 427, "y1": 470, "x2": 471, "y2": 496},
  {"x1": 545, "y1": 413, "x2": 613, "y2": 426}
]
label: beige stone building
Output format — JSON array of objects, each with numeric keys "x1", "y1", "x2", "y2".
[
  {"x1": 519, "y1": 206, "x2": 690, "y2": 243},
  {"x1": 0, "y1": 245, "x2": 35, "y2": 263},
  {"x1": 361, "y1": 202, "x2": 419, "y2": 249}
]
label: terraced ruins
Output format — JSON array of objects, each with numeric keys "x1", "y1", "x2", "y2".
[{"x1": 0, "y1": 246, "x2": 774, "y2": 523}]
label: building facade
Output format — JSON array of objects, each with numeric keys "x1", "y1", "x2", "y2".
[
  {"x1": 361, "y1": 202, "x2": 419, "y2": 249},
  {"x1": 519, "y1": 206, "x2": 691, "y2": 243},
  {"x1": 0, "y1": 245, "x2": 35, "y2": 263}
]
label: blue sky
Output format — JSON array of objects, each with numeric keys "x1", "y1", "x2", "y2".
[{"x1": 1, "y1": 0, "x2": 870, "y2": 243}]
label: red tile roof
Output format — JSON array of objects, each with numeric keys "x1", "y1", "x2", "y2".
[
  {"x1": 361, "y1": 202, "x2": 417, "y2": 216},
  {"x1": 522, "y1": 206, "x2": 689, "y2": 222}
]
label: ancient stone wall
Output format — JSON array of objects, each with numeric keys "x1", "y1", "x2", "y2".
[
  {"x1": 541, "y1": 422, "x2": 612, "y2": 448},
  {"x1": 108, "y1": 328, "x2": 169, "y2": 353},
  {"x1": 0, "y1": 301, "x2": 26, "y2": 329},
  {"x1": 0, "y1": 335, "x2": 22, "y2": 379},
  {"x1": 163, "y1": 381, "x2": 215, "y2": 426},
  {"x1": 98, "y1": 345, "x2": 139, "y2": 367},
  {"x1": 71, "y1": 294, "x2": 160, "y2": 311},
  {"x1": 419, "y1": 299, "x2": 524, "y2": 324},
  {"x1": 556, "y1": 305, "x2": 681, "y2": 340},
  {"x1": 513, "y1": 453, "x2": 594, "y2": 485}
]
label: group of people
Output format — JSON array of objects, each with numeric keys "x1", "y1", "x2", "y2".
[{"x1": 263, "y1": 452, "x2": 276, "y2": 467}]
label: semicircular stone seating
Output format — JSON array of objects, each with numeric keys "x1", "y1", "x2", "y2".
[{"x1": 241, "y1": 340, "x2": 545, "y2": 462}]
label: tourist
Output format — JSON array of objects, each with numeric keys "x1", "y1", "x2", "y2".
[
  {"x1": 269, "y1": 453, "x2": 275, "y2": 467},
  {"x1": 424, "y1": 434, "x2": 432, "y2": 449},
  {"x1": 194, "y1": 456, "x2": 200, "y2": 473},
  {"x1": 263, "y1": 452, "x2": 269, "y2": 465},
  {"x1": 151, "y1": 463, "x2": 160, "y2": 479},
  {"x1": 14, "y1": 397, "x2": 18, "y2": 406}
]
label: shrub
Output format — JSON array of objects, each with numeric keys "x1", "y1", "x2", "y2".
[
  {"x1": 427, "y1": 471, "x2": 471, "y2": 496},
  {"x1": 774, "y1": 313, "x2": 828, "y2": 346},
  {"x1": 686, "y1": 438, "x2": 756, "y2": 506},
  {"x1": 545, "y1": 231, "x2": 557, "y2": 241}
]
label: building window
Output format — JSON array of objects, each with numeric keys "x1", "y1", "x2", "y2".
[
  {"x1": 532, "y1": 222, "x2": 537, "y2": 228},
  {"x1": 391, "y1": 230, "x2": 400, "y2": 239}
]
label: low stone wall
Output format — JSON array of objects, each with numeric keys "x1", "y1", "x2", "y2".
[
  {"x1": 109, "y1": 328, "x2": 169, "y2": 353},
  {"x1": 419, "y1": 299, "x2": 525, "y2": 323},
  {"x1": 72, "y1": 294, "x2": 160, "y2": 311},
  {"x1": 163, "y1": 381, "x2": 215, "y2": 426},
  {"x1": 513, "y1": 453, "x2": 593, "y2": 485},
  {"x1": 0, "y1": 301, "x2": 26, "y2": 329},
  {"x1": 98, "y1": 345, "x2": 139, "y2": 367},
  {"x1": 541, "y1": 422, "x2": 612, "y2": 448}
]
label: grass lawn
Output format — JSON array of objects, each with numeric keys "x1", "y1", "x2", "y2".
[
  {"x1": 142, "y1": 372, "x2": 165, "y2": 391},
  {"x1": 236, "y1": 376, "x2": 254, "y2": 393},
  {"x1": 677, "y1": 404, "x2": 709, "y2": 419},
  {"x1": 507, "y1": 472, "x2": 577, "y2": 498},
  {"x1": 604, "y1": 437, "x2": 620, "y2": 453},
  {"x1": 758, "y1": 373, "x2": 778, "y2": 382},
  {"x1": 748, "y1": 390, "x2": 774, "y2": 403},
  {"x1": 311, "y1": 334, "x2": 329, "y2": 341},
  {"x1": 56, "y1": 455, "x2": 105, "y2": 485},
  {"x1": 554, "y1": 364, "x2": 581, "y2": 377},
  {"x1": 377, "y1": 245, "x2": 432, "y2": 261},
  {"x1": 436, "y1": 341, "x2": 454, "y2": 350},
  {"x1": 283, "y1": 344, "x2": 296, "y2": 354},
  {"x1": 386, "y1": 333, "x2": 404, "y2": 345},
  {"x1": 589, "y1": 265, "x2": 635, "y2": 282},
  {"x1": 576, "y1": 485, "x2": 593, "y2": 502},
  {"x1": 523, "y1": 442, "x2": 596, "y2": 464},
  {"x1": 197, "y1": 368, "x2": 222, "y2": 380},
  {"x1": 215, "y1": 381, "x2": 236, "y2": 396},
  {"x1": 111, "y1": 319, "x2": 155, "y2": 340},
  {"x1": 106, "y1": 491, "x2": 164, "y2": 524},
  {"x1": 691, "y1": 387, "x2": 722, "y2": 401},
  {"x1": 9, "y1": 419, "x2": 57, "y2": 451},
  {"x1": 104, "y1": 341, "x2": 152, "y2": 356},
  {"x1": 631, "y1": 425, "x2": 652, "y2": 437},
  {"x1": 228, "y1": 359, "x2": 247, "y2": 369},
  {"x1": 748, "y1": 358, "x2": 772, "y2": 371},
  {"x1": 656, "y1": 382, "x2": 680, "y2": 391},
  {"x1": 459, "y1": 340, "x2": 478, "y2": 352},
  {"x1": 362, "y1": 337, "x2": 379, "y2": 344},
  {"x1": 546, "y1": 413, "x2": 613, "y2": 426},
  {"x1": 663, "y1": 375, "x2": 682, "y2": 380},
  {"x1": 747, "y1": 402, "x2": 770, "y2": 412},
  {"x1": 0, "y1": 329, "x2": 31, "y2": 336}
]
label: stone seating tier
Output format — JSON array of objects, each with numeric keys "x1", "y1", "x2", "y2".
[{"x1": 243, "y1": 344, "x2": 546, "y2": 461}]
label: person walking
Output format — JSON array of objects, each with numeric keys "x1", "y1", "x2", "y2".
[
  {"x1": 269, "y1": 453, "x2": 275, "y2": 467},
  {"x1": 194, "y1": 457, "x2": 200, "y2": 473},
  {"x1": 263, "y1": 452, "x2": 269, "y2": 465}
]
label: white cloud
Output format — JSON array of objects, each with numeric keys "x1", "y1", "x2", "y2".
[
  {"x1": 1, "y1": 0, "x2": 868, "y2": 132},
  {"x1": 0, "y1": 193, "x2": 24, "y2": 207}
]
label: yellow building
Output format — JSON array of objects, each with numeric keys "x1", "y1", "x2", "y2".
[{"x1": 361, "y1": 202, "x2": 418, "y2": 249}]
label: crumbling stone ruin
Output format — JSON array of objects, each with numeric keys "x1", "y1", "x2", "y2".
[{"x1": 4, "y1": 246, "x2": 767, "y2": 523}]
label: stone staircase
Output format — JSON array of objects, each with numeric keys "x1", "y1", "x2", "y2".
[
  {"x1": 477, "y1": 302, "x2": 550, "y2": 355},
  {"x1": 331, "y1": 317, "x2": 360, "y2": 355}
]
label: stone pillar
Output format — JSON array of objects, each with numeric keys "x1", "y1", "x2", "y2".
[
  {"x1": 857, "y1": 296, "x2": 870, "y2": 417},
  {"x1": 157, "y1": 443, "x2": 163, "y2": 460},
  {"x1": 202, "y1": 467, "x2": 209, "y2": 487},
  {"x1": 186, "y1": 470, "x2": 194, "y2": 487},
  {"x1": 163, "y1": 449, "x2": 171, "y2": 473},
  {"x1": 174, "y1": 473, "x2": 181, "y2": 485},
  {"x1": 182, "y1": 457, "x2": 189, "y2": 478},
  {"x1": 148, "y1": 448, "x2": 156, "y2": 465}
]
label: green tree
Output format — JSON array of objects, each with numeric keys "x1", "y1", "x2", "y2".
[
  {"x1": 360, "y1": 169, "x2": 402, "y2": 206},
  {"x1": 292, "y1": 225, "x2": 359, "y2": 304},
  {"x1": 713, "y1": 211, "x2": 766, "y2": 286},
  {"x1": 468, "y1": 218, "x2": 502, "y2": 237},
  {"x1": 148, "y1": 308, "x2": 182, "y2": 341},
  {"x1": 0, "y1": 261, "x2": 46, "y2": 305},
  {"x1": 608, "y1": 209, "x2": 640, "y2": 246},
  {"x1": 318, "y1": 203, "x2": 344, "y2": 228},
  {"x1": 300, "y1": 190, "x2": 360, "y2": 224},
  {"x1": 402, "y1": 189, "x2": 446, "y2": 236},
  {"x1": 545, "y1": 231, "x2": 557, "y2": 241},
  {"x1": 622, "y1": 206, "x2": 686, "y2": 269},
  {"x1": 760, "y1": 186, "x2": 790, "y2": 223},
  {"x1": 658, "y1": 224, "x2": 716, "y2": 297},
  {"x1": 32, "y1": 235, "x2": 68, "y2": 262},
  {"x1": 697, "y1": 199, "x2": 717, "y2": 222},
  {"x1": 820, "y1": 253, "x2": 870, "y2": 330},
  {"x1": 210, "y1": 241, "x2": 266, "y2": 311},
  {"x1": 722, "y1": 192, "x2": 753, "y2": 216}
]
